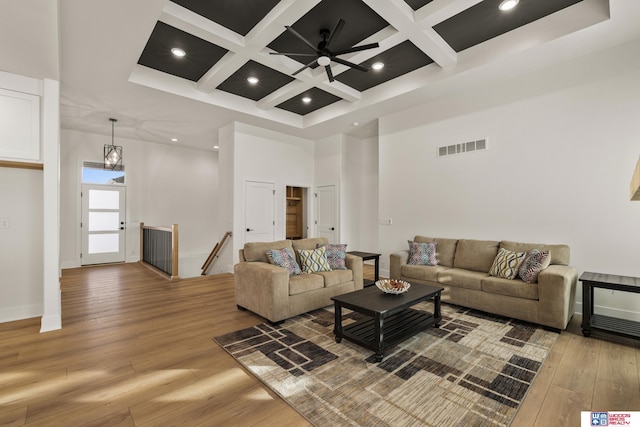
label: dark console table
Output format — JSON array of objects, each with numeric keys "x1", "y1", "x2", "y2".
[
  {"x1": 580, "y1": 271, "x2": 640, "y2": 339},
  {"x1": 347, "y1": 251, "x2": 381, "y2": 287}
]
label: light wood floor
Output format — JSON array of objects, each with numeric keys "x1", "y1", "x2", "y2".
[{"x1": 1, "y1": 263, "x2": 638, "y2": 426}]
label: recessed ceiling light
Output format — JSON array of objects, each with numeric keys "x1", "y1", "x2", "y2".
[
  {"x1": 302, "y1": 96, "x2": 312, "y2": 103},
  {"x1": 171, "y1": 138, "x2": 178, "y2": 142},
  {"x1": 171, "y1": 47, "x2": 186, "y2": 57},
  {"x1": 498, "y1": 0, "x2": 519, "y2": 11},
  {"x1": 247, "y1": 76, "x2": 259, "y2": 84},
  {"x1": 213, "y1": 145, "x2": 219, "y2": 149},
  {"x1": 372, "y1": 62, "x2": 384, "y2": 71},
  {"x1": 352, "y1": 122, "x2": 359, "y2": 126}
]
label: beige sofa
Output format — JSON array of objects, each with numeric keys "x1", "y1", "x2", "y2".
[
  {"x1": 390, "y1": 236, "x2": 578, "y2": 330},
  {"x1": 234, "y1": 237, "x2": 363, "y2": 323}
]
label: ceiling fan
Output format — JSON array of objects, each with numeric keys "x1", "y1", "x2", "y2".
[{"x1": 270, "y1": 19, "x2": 379, "y2": 82}]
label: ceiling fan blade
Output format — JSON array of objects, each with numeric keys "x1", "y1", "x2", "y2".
[
  {"x1": 325, "y1": 19, "x2": 345, "y2": 50},
  {"x1": 269, "y1": 52, "x2": 318, "y2": 57},
  {"x1": 332, "y1": 57, "x2": 369, "y2": 73},
  {"x1": 292, "y1": 58, "x2": 318, "y2": 76},
  {"x1": 333, "y1": 42, "x2": 380, "y2": 56},
  {"x1": 325, "y1": 65, "x2": 335, "y2": 82},
  {"x1": 285, "y1": 26, "x2": 318, "y2": 53}
]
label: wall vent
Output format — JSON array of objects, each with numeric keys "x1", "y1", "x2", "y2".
[{"x1": 437, "y1": 139, "x2": 487, "y2": 157}]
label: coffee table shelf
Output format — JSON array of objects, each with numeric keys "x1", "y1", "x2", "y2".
[{"x1": 342, "y1": 308, "x2": 435, "y2": 354}]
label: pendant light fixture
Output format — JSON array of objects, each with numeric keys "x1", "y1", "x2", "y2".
[{"x1": 104, "y1": 118, "x2": 123, "y2": 170}]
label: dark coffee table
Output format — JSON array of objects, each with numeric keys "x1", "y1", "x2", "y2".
[{"x1": 331, "y1": 282, "x2": 443, "y2": 362}]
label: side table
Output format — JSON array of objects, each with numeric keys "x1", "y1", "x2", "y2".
[
  {"x1": 347, "y1": 251, "x2": 381, "y2": 287},
  {"x1": 579, "y1": 271, "x2": 640, "y2": 339}
]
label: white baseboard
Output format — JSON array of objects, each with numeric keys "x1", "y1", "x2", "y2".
[
  {"x1": 574, "y1": 302, "x2": 640, "y2": 322},
  {"x1": 0, "y1": 303, "x2": 43, "y2": 324}
]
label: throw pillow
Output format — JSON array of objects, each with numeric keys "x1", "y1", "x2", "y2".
[
  {"x1": 318, "y1": 243, "x2": 347, "y2": 270},
  {"x1": 298, "y1": 247, "x2": 332, "y2": 273},
  {"x1": 266, "y1": 247, "x2": 302, "y2": 276},
  {"x1": 407, "y1": 240, "x2": 438, "y2": 266},
  {"x1": 489, "y1": 248, "x2": 527, "y2": 280},
  {"x1": 518, "y1": 249, "x2": 551, "y2": 283}
]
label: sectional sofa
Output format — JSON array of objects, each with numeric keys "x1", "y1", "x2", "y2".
[{"x1": 390, "y1": 236, "x2": 578, "y2": 330}]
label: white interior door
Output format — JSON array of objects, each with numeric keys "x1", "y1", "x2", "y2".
[
  {"x1": 316, "y1": 185, "x2": 338, "y2": 243},
  {"x1": 245, "y1": 181, "x2": 275, "y2": 243},
  {"x1": 81, "y1": 184, "x2": 126, "y2": 265}
]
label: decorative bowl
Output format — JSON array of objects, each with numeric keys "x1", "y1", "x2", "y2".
[{"x1": 375, "y1": 279, "x2": 411, "y2": 294}]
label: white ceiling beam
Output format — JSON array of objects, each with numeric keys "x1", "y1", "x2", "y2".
[
  {"x1": 414, "y1": 0, "x2": 484, "y2": 27},
  {"x1": 363, "y1": 0, "x2": 457, "y2": 68}
]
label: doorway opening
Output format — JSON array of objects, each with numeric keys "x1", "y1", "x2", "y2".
[{"x1": 286, "y1": 186, "x2": 308, "y2": 240}]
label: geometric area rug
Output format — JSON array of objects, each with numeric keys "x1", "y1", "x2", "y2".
[{"x1": 213, "y1": 302, "x2": 559, "y2": 427}]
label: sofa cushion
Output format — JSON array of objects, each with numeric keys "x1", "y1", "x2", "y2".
[
  {"x1": 401, "y1": 264, "x2": 449, "y2": 283},
  {"x1": 298, "y1": 247, "x2": 332, "y2": 273},
  {"x1": 500, "y1": 241, "x2": 570, "y2": 266},
  {"x1": 482, "y1": 276, "x2": 539, "y2": 300},
  {"x1": 519, "y1": 249, "x2": 551, "y2": 283},
  {"x1": 319, "y1": 243, "x2": 347, "y2": 270},
  {"x1": 489, "y1": 248, "x2": 527, "y2": 280},
  {"x1": 266, "y1": 247, "x2": 302, "y2": 276},
  {"x1": 408, "y1": 241, "x2": 437, "y2": 265},
  {"x1": 289, "y1": 274, "x2": 324, "y2": 295},
  {"x1": 453, "y1": 239, "x2": 500, "y2": 272},
  {"x1": 244, "y1": 240, "x2": 292, "y2": 263},
  {"x1": 413, "y1": 236, "x2": 458, "y2": 267},
  {"x1": 316, "y1": 269, "x2": 354, "y2": 287},
  {"x1": 438, "y1": 268, "x2": 487, "y2": 291}
]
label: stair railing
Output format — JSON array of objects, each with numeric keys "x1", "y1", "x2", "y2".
[{"x1": 140, "y1": 222, "x2": 179, "y2": 280}]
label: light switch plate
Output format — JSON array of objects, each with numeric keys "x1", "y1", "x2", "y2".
[
  {"x1": 379, "y1": 218, "x2": 392, "y2": 225},
  {"x1": 0, "y1": 218, "x2": 9, "y2": 229}
]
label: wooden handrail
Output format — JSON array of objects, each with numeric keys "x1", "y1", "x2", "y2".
[{"x1": 201, "y1": 231, "x2": 232, "y2": 275}]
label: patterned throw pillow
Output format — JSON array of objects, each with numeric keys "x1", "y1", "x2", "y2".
[
  {"x1": 318, "y1": 243, "x2": 347, "y2": 270},
  {"x1": 298, "y1": 247, "x2": 332, "y2": 273},
  {"x1": 489, "y1": 248, "x2": 527, "y2": 280},
  {"x1": 266, "y1": 248, "x2": 302, "y2": 276},
  {"x1": 407, "y1": 241, "x2": 438, "y2": 266},
  {"x1": 518, "y1": 249, "x2": 551, "y2": 283}
]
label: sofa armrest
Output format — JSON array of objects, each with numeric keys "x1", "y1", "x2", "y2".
[
  {"x1": 345, "y1": 254, "x2": 364, "y2": 290},
  {"x1": 537, "y1": 265, "x2": 578, "y2": 329},
  {"x1": 234, "y1": 261, "x2": 290, "y2": 322},
  {"x1": 390, "y1": 250, "x2": 409, "y2": 279}
]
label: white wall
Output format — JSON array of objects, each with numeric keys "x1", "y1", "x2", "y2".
[
  {"x1": 0, "y1": 168, "x2": 43, "y2": 322},
  {"x1": 60, "y1": 129, "x2": 219, "y2": 277},
  {"x1": 378, "y1": 49, "x2": 640, "y2": 320},
  {"x1": 225, "y1": 123, "x2": 315, "y2": 268}
]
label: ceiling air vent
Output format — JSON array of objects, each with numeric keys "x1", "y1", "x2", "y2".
[{"x1": 438, "y1": 139, "x2": 487, "y2": 157}]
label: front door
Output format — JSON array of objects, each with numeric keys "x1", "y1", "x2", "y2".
[
  {"x1": 316, "y1": 185, "x2": 338, "y2": 243},
  {"x1": 244, "y1": 180, "x2": 275, "y2": 244},
  {"x1": 81, "y1": 184, "x2": 126, "y2": 265}
]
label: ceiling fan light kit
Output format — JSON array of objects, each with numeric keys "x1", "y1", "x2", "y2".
[{"x1": 270, "y1": 18, "x2": 379, "y2": 82}]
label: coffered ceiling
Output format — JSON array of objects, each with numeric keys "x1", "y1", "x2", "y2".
[
  {"x1": 5, "y1": 0, "x2": 639, "y2": 150},
  {"x1": 130, "y1": 0, "x2": 591, "y2": 124}
]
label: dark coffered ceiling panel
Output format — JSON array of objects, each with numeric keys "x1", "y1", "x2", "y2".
[
  {"x1": 267, "y1": 0, "x2": 388, "y2": 68},
  {"x1": 276, "y1": 87, "x2": 342, "y2": 115},
  {"x1": 434, "y1": 0, "x2": 584, "y2": 52},
  {"x1": 137, "y1": 21, "x2": 228, "y2": 82},
  {"x1": 217, "y1": 60, "x2": 294, "y2": 101},
  {"x1": 404, "y1": 0, "x2": 434, "y2": 11},
  {"x1": 130, "y1": 0, "x2": 602, "y2": 121},
  {"x1": 171, "y1": 0, "x2": 282, "y2": 36},
  {"x1": 336, "y1": 40, "x2": 433, "y2": 91}
]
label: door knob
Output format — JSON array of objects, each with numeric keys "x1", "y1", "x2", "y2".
[
  {"x1": 247, "y1": 228, "x2": 254, "y2": 232},
  {"x1": 330, "y1": 227, "x2": 335, "y2": 230}
]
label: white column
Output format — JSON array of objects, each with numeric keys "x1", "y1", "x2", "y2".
[{"x1": 40, "y1": 78, "x2": 62, "y2": 332}]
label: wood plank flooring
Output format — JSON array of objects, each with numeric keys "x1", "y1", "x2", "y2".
[{"x1": 0, "y1": 263, "x2": 638, "y2": 426}]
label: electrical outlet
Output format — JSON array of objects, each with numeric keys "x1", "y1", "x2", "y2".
[{"x1": 0, "y1": 218, "x2": 9, "y2": 229}]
